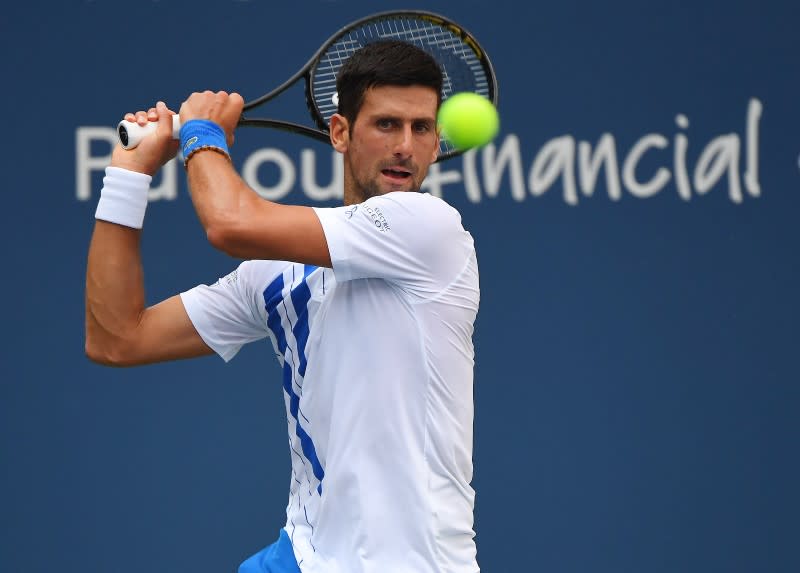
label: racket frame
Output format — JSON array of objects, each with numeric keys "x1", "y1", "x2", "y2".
[{"x1": 238, "y1": 9, "x2": 498, "y2": 160}]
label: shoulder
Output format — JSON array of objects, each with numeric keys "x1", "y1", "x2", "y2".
[
  {"x1": 370, "y1": 193, "x2": 474, "y2": 266},
  {"x1": 363, "y1": 192, "x2": 464, "y2": 231},
  {"x1": 369, "y1": 191, "x2": 460, "y2": 214}
]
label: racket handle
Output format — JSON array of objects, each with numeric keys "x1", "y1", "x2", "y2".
[{"x1": 117, "y1": 114, "x2": 182, "y2": 149}]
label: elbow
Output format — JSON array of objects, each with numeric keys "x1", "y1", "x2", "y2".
[
  {"x1": 204, "y1": 195, "x2": 268, "y2": 258},
  {"x1": 204, "y1": 195, "x2": 275, "y2": 259},
  {"x1": 85, "y1": 338, "x2": 115, "y2": 366},
  {"x1": 205, "y1": 224, "x2": 231, "y2": 253},
  {"x1": 84, "y1": 335, "x2": 136, "y2": 367},
  {"x1": 206, "y1": 221, "x2": 249, "y2": 258}
]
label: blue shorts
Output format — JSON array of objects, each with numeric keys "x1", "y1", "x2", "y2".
[{"x1": 238, "y1": 529, "x2": 301, "y2": 573}]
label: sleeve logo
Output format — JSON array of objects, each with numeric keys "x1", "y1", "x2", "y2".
[{"x1": 363, "y1": 205, "x2": 390, "y2": 232}]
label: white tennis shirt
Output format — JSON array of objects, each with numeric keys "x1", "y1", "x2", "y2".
[{"x1": 180, "y1": 191, "x2": 480, "y2": 572}]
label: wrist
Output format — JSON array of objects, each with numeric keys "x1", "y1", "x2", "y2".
[
  {"x1": 110, "y1": 144, "x2": 160, "y2": 177},
  {"x1": 180, "y1": 119, "x2": 231, "y2": 168},
  {"x1": 94, "y1": 166, "x2": 152, "y2": 229}
]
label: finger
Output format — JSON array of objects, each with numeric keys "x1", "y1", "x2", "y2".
[
  {"x1": 179, "y1": 92, "x2": 203, "y2": 120},
  {"x1": 135, "y1": 111, "x2": 149, "y2": 126},
  {"x1": 229, "y1": 93, "x2": 244, "y2": 121},
  {"x1": 229, "y1": 92, "x2": 245, "y2": 108},
  {"x1": 178, "y1": 97, "x2": 194, "y2": 122},
  {"x1": 124, "y1": 112, "x2": 135, "y2": 122},
  {"x1": 155, "y1": 101, "x2": 173, "y2": 138}
]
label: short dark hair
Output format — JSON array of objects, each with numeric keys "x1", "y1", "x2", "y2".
[{"x1": 336, "y1": 40, "x2": 443, "y2": 126}]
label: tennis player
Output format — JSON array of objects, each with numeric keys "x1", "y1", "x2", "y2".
[{"x1": 85, "y1": 41, "x2": 480, "y2": 573}]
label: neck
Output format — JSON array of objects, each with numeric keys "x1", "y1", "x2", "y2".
[{"x1": 342, "y1": 168, "x2": 360, "y2": 206}]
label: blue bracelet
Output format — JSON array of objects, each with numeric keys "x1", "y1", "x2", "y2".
[{"x1": 180, "y1": 119, "x2": 230, "y2": 167}]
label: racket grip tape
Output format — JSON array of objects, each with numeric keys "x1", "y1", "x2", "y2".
[{"x1": 117, "y1": 114, "x2": 182, "y2": 150}]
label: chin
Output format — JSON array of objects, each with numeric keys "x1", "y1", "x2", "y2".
[
  {"x1": 383, "y1": 178, "x2": 421, "y2": 195},
  {"x1": 354, "y1": 177, "x2": 419, "y2": 202}
]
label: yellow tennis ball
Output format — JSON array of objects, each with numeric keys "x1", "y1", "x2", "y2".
[{"x1": 437, "y1": 92, "x2": 499, "y2": 150}]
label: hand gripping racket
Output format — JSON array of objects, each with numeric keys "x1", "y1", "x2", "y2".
[{"x1": 117, "y1": 10, "x2": 498, "y2": 162}]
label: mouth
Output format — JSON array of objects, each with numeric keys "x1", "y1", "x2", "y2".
[{"x1": 381, "y1": 167, "x2": 413, "y2": 181}]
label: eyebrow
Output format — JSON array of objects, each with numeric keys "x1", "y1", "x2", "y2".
[{"x1": 373, "y1": 114, "x2": 436, "y2": 124}]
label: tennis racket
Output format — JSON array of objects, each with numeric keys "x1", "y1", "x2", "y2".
[{"x1": 117, "y1": 10, "x2": 498, "y2": 162}]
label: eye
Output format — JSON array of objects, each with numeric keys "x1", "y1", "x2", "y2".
[
  {"x1": 413, "y1": 121, "x2": 433, "y2": 133},
  {"x1": 377, "y1": 118, "x2": 397, "y2": 129}
]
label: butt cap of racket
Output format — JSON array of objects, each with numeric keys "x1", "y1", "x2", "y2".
[{"x1": 117, "y1": 114, "x2": 181, "y2": 149}]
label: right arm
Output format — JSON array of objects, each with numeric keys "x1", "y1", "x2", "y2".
[
  {"x1": 85, "y1": 103, "x2": 213, "y2": 366},
  {"x1": 85, "y1": 222, "x2": 213, "y2": 366}
]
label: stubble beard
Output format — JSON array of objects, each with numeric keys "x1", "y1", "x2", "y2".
[
  {"x1": 354, "y1": 177, "x2": 385, "y2": 202},
  {"x1": 348, "y1": 161, "x2": 422, "y2": 204}
]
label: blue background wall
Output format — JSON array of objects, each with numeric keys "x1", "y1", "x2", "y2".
[{"x1": 2, "y1": 1, "x2": 798, "y2": 571}]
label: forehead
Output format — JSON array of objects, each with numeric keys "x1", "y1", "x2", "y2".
[{"x1": 358, "y1": 85, "x2": 438, "y2": 119}]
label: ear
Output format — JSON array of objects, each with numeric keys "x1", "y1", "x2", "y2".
[{"x1": 329, "y1": 113, "x2": 350, "y2": 153}]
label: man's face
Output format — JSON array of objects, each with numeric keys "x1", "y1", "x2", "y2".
[{"x1": 337, "y1": 85, "x2": 440, "y2": 203}]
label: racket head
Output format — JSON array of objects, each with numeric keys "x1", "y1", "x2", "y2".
[{"x1": 305, "y1": 10, "x2": 498, "y2": 162}]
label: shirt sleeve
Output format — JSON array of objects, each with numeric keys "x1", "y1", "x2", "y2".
[
  {"x1": 179, "y1": 260, "x2": 276, "y2": 362},
  {"x1": 313, "y1": 192, "x2": 474, "y2": 298}
]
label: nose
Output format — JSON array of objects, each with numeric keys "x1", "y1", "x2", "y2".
[{"x1": 393, "y1": 124, "x2": 413, "y2": 158}]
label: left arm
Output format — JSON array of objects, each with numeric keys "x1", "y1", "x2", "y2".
[{"x1": 179, "y1": 91, "x2": 332, "y2": 268}]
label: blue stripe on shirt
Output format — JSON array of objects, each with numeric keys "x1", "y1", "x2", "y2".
[
  {"x1": 291, "y1": 265, "x2": 316, "y2": 377},
  {"x1": 263, "y1": 267, "x2": 325, "y2": 492},
  {"x1": 264, "y1": 272, "x2": 286, "y2": 354}
]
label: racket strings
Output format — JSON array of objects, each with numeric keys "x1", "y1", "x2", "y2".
[{"x1": 309, "y1": 15, "x2": 494, "y2": 157}]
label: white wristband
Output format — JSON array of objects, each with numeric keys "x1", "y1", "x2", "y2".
[{"x1": 94, "y1": 166, "x2": 153, "y2": 229}]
